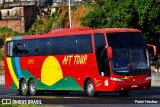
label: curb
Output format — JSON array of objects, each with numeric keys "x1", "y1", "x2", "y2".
[{"x1": 0, "y1": 75, "x2": 4, "y2": 85}]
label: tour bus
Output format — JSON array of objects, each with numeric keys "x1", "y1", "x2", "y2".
[{"x1": 4, "y1": 27, "x2": 152, "y2": 97}]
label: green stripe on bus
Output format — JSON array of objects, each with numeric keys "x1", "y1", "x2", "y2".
[
  {"x1": 21, "y1": 69, "x2": 83, "y2": 91},
  {"x1": 10, "y1": 82, "x2": 18, "y2": 89},
  {"x1": 10, "y1": 69, "x2": 83, "y2": 91},
  {"x1": 11, "y1": 58, "x2": 19, "y2": 79}
]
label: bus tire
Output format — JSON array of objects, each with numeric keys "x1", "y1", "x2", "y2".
[
  {"x1": 119, "y1": 90, "x2": 130, "y2": 96},
  {"x1": 29, "y1": 79, "x2": 37, "y2": 96},
  {"x1": 86, "y1": 79, "x2": 96, "y2": 97},
  {"x1": 20, "y1": 79, "x2": 28, "y2": 96}
]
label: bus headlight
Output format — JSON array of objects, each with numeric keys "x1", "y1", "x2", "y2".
[
  {"x1": 145, "y1": 77, "x2": 151, "y2": 80},
  {"x1": 110, "y1": 77, "x2": 123, "y2": 82}
]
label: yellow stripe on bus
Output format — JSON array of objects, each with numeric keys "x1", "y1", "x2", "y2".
[
  {"x1": 7, "y1": 58, "x2": 19, "y2": 89},
  {"x1": 6, "y1": 38, "x2": 12, "y2": 42}
]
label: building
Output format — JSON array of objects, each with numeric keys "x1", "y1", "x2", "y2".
[{"x1": 0, "y1": 0, "x2": 90, "y2": 33}]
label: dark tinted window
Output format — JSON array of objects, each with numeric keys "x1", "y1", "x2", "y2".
[
  {"x1": 13, "y1": 41, "x2": 25, "y2": 56},
  {"x1": 50, "y1": 37, "x2": 65, "y2": 54},
  {"x1": 94, "y1": 33, "x2": 106, "y2": 52},
  {"x1": 9, "y1": 40, "x2": 37, "y2": 56},
  {"x1": 107, "y1": 32, "x2": 146, "y2": 48},
  {"x1": 24, "y1": 39, "x2": 37, "y2": 56},
  {"x1": 37, "y1": 38, "x2": 50, "y2": 55},
  {"x1": 7, "y1": 34, "x2": 93, "y2": 56},
  {"x1": 77, "y1": 35, "x2": 92, "y2": 53},
  {"x1": 65, "y1": 36, "x2": 77, "y2": 54},
  {"x1": 51, "y1": 34, "x2": 92, "y2": 54}
]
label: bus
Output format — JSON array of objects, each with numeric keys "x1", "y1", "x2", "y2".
[{"x1": 4, "y1": 27, "x2": 151, "y2": 97}]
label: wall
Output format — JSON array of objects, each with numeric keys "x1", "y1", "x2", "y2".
[
  {"x1": 0, "y1": 20, "x2": 25, "y2": 33},
  {"x1": 151, "y1": 72, "x2": 160, "y2": 87},
  {"x1": 0, "y1": 6, "x2": 35, "y2": 33}
]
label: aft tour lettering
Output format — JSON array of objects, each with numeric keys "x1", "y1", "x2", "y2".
[{"x1": 62, "y1": 55, "x2": 88, "y2": 65}]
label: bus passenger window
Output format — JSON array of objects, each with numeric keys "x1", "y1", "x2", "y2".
[
  {"x1": 24, "y1": 39, "x2": 37, "y2": 56},
  {"x1": 13, "y1": 41, "x2": 25, "y2": 56},
  {"x1": 7, "y1": 42, "x2": 13, "y2": 57},
  {"x1": 64, "y1": 36, "x2": 77, "y2": 54},
  {"x1": 77, "y1": 35, "x2": 92, "y2": 53},
  {"x1": 50, "y1": 37, "x2": 65, "y2": 55},
  {"x1": 37, "y1": 38, "x2": 50, "y2": 55}
]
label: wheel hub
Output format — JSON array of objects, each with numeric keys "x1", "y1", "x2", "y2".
[
  {"x1": 88, "y1": 83, "x2": 94, "y2": 94},
  {"x1": 22, "y1": 83, "x2": 27, "y2": 93},
  {"x1": 30, "y1": 84, "x2": 35, "y2": 93}
]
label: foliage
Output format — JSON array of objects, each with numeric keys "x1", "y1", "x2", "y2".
[
  {"x1": 43, "y1": 17, "x2": 55, "y2": 33},
  {"x1": 26, "y1": 14, "x2": 64, "y2": 35},
  {"x1": 0, "y1": 27, "x2": 22, "y2": 49},
  {"x1": 0, "y1": 27, "x2": 21, "y2": 60},
  {"x1": 0, "y1": 47, "x2": 3, "y2": 60},
  {"x1": 52, "y1": 16, "x2": 64, "y2": 29},
  {"x1": 81, "y1": 0, "x2": 160, "y2": 48}
]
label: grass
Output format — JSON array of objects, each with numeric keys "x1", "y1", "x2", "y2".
[
  {"x1": 0, "y1": 47, "x2": 3, "y2": 74},
  {"x1": 0, "y1": 104, "x2": 38, "y2": 107}
]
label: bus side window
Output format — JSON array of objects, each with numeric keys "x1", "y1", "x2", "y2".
[
  {"x1": 24, "y1": 39, "x2": 37, "y2": 56},
  {"x1": 50, "y1": 35, "x2": 92, "y2": 55},
  {"x1": 7, "y1": 42, "x2": 13, "y2": 57},
  {"x1": 50, "y1": 37, "x2": 65, "y2": 55},
  {"x1": 63, "y1": 36, "x2": 77, "y2": 54},
  {"x1": 76, "y1": 35, "x2": 92, "y2": 54},
  {"x1": 37, "y1": 38, "x2": 50, "y2": 55},
  {"x1": 94, "y1": 33, "x2": 110, "y2": 76},
  {"x1": 13, "y1": 41, "x2": 25, "y2": 56}
]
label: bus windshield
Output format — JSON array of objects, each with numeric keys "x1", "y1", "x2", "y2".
[
  {"x1": 106, "y1": 32, "x2": 150, "y2": 75},
  {"x1": 111, "y1": 48, "x2": 150, "y2": 75}
]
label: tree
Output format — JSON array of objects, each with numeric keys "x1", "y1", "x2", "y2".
[{"x1": 81, "y1": 0, "x2": 160, "y2": 48}]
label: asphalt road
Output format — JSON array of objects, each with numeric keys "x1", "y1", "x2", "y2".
[{"x1": 0, "y1": 85, "x2": 160, "y2": 106}]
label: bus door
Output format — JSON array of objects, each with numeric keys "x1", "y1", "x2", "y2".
[{"x1": 94, "y1": 33, "x2": 110, "y2": 77}]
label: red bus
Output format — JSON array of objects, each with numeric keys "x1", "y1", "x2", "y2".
[{"x1": 4, "y1": 28, "x2": 151, "y2": 97}]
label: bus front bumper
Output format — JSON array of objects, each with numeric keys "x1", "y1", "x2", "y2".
[{"x1": 110, "y1": 80, "x2": 151, "y2": 91}]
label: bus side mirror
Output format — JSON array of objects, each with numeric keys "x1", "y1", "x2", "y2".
[
  {"x1": 106, "y1": 46, "x2": 112, "y2": 60},
  {"x1": 147, "y1": 44, "x2": 158, "y2": 57}
]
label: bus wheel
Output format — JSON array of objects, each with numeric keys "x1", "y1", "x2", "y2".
[
  {"x1": 86, "y1": 79, "x2": 95, "y2": 97},
  {"x1": 20, "y1": 79, "x2": 28, "y2": 96},
  {"x1": 119, "y1": 90, "x2": 130, "y2": 96},
  {"x1": 29, "y1": 79, "x2": 37, "y2": 96}
]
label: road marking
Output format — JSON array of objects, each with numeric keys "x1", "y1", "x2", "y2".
[
  {"x1": 63, "y1": 97, "x2": 85, "y2": 99},
  {"x1": 3, "y1": 94, "x2": 17, "y2": 96}
]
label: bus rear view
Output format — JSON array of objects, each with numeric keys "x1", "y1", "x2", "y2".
[{"x1": 105, "y1": 30, "x2": 151, "y2": 96}]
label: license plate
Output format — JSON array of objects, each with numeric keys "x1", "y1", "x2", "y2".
[{"x1": 131, "y1": 85, "x2": 138, "y2": 88}]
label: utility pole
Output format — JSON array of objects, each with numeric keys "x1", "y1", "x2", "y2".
[{"x1": 68, "y1": 0, "x2": 72, "y2": 28}]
